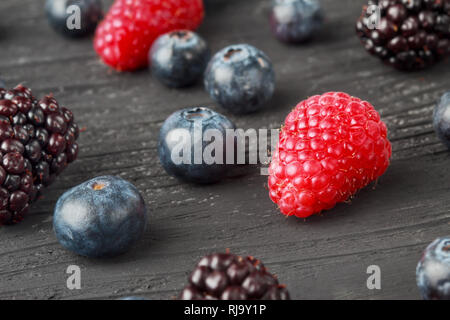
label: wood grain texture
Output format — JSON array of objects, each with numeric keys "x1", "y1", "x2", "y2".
[{"x1": 0, "y1": 0, "x2": 449, "y2": 300}]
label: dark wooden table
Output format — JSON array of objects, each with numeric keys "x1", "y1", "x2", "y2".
[{"x1": 0, "y1": 0, "x2": 449, "y2": 300}]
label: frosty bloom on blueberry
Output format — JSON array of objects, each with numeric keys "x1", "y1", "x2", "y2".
[
  {"x1": 204, "y1": 44, "x2": 275, "y2": 114},
  {"x1": 270, "y1": 0, "x2": 323, "y2": 43},
  {"x1": 433, "y1": 91, "x2": 450, "y2": 149},
  {"x1": 158, "y1": 107, "x2": 236, "y2": 184},
  {"x1": 416, "y1": 237, "x2": 450, "y2": 300},
  {"x1": 150, "y1": 30, "x2": 211, "y2": 88},
  {"x1": 268, "y1": 92, "x2": 392, "y2": 218},
  {"x1": 53, "y1": 176, "x2": 147, "y2": 258}
]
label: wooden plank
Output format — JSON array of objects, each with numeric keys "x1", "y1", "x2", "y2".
[{"x1": 0, "y1": 0, "x2": 449, "y2": 300}]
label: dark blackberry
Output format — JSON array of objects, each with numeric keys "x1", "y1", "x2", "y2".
[
  {"x1": 66, "y1": 143, "x2": 79, "y2": 163},
  {"x1": 356, "y1": 0, "x2": 450, "y2": 70},
  {"x1": 179, "y1": 253, "x2": 291, "y2": 300},
  {"x1": 0, "y1": 100, "x2": 18, "y2": 117},
  {"x1": 13, "y1": 113, "x2": 27, "y2": 125},
  {"x1": 0, "y1": 122, "x2": 13, "y2": 140},
  {"x1": 2, "y1": 139, "x2": 25, "y2": 154},
  {"x1": 28, "y1": 107, "x2": 45, "y2": 126},
  {"x1": 13, "y1": 125, "x2": 31, "y2": 144},
  {"x1": 25, "y1": 140, "x2": 42, "y2": 163},
  {"x1": 35, "y1": 161, "x2": 50, "y2": 185},
  {"x1": 48, "y1": 133, "x2": 66, "y2": 155},
  {"x1": 4, "y1": 174, "x2": 21, "y2": 192},
  {"x1": 36, "y1": 127, "x2": 49, "y2": 147},
  {"x1": 0, "y1": 85, "x2": 79, "y2": 225},
  {"x1": 51, "y1": 153, "x2": 67, "y2": 174}
]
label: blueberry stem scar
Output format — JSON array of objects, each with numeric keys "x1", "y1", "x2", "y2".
[
  {"x1": 92, "y1": 182, "x2": 106, "y2": 190},
  {"x1": 170, "y1": 31, "x2": 191, "y2": 40},
  {"x1": 183, "y1": 107, "x2": 212, "y2": 121},
  {"x1": 224, "y1": 48, "x2": 242, "y2": 60}
]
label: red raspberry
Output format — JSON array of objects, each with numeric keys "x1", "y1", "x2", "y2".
[
  {"x1": 94, "y1": 0, "x2": 204, "y2": 71},
  {"x1": 268, "y1": 92, "x2": 392, "y2": 218}
]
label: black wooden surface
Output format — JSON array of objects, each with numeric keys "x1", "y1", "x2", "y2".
[{"x1": 0, "y1": 0, "x2": 449, "y2": 300}]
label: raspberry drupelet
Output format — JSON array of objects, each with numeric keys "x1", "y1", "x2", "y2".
[{"x1": 268, "y1": 92, "x2": 392, "y2": 218}]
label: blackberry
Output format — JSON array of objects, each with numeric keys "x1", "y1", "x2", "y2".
[
  {"x1": 179, "y1": 253, "x2": 291, "y2": 300},
  {"x1": 356, "y1": 0, "x2": 450, "y2": 71},
  {"x1": 0, "y1": 84, "x2": 79, "y2": 225}
]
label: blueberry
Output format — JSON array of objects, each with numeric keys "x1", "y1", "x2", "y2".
[
  {"x1": 45, "y1": 0, "x2": 103, "y2": 38},
  {"x1": 433, "y1": 92, "x2": 450, "y2": 149},
  {"x1": 118, "y1": 297, "x2": 148, "y2": 300},
  {"x1": 270, "y1": 0, "x2": 323, "y2": 43},
  {"x1": 158, "y1": 107, "x2": 236, "y2": 184},
  {"x1": 53, "y1": 176, "x2": 147, "y2": 258},
  {"x1": 150, "y1": 30, "x2": 211, "y2": 88},
  {"x1": 416, "y1": 237, "x2": 450, "y2": 300},
  {"x1": 204, "y1": 44, "x2": 275, "y2": 114}
]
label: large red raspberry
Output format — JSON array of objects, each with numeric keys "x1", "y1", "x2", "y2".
[
  {"x1": 268, "y1": 92, "x2": 392, "y2": 218},
  {"x1": 94, "y1": 0, "x2": 204, "y2": 71}
]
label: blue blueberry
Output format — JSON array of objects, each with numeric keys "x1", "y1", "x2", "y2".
[
  {"x1": 158, "y1": 107, "x2": 236, "y2": 184},
  {"x1": 204, "y1": 44, "x2": 275, "y2": 114},
  {"x1": 53, "y1": 176, "x2": 147, "y2": 258},
  {"x1": 416, "y1": 237, "x2": 450, "y2": 300},
  {"x1": 270, "y1": 0, "x2": 323, "y2": 43},
  {"x1": 433, "y1": 92, "x2": 450, "y2": 149},
  {"x1": 150, "y1": 30, "x2": 211, "y2": 88},
  {"x1": 45, "y1": 0, "x2": 103, "y2": 38},
  {"x1": 118, "y1": 297, "x2": 148, "y2": 300}
]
